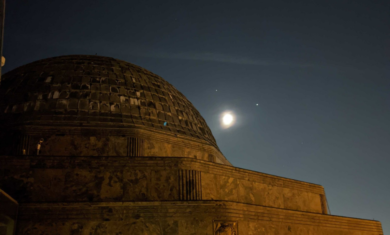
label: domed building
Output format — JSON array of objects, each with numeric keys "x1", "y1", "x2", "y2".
[
  {"x1": 0, "y1": 55, "x2": 228, "y2": 164},
  {"x1": 0, "y1": 55, "x2": 383, "y2": 234}
]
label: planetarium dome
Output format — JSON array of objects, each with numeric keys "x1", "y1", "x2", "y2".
[
  {"x1": 0, "y1": 55, "x2": 383, "y2": 235},
  {"x1": 0, "y1": 55, "x2": 230, "y2": 165}
]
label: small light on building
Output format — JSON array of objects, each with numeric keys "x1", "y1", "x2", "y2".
[{"x1": 37, "y1": 138, "x2": 44, "y2": 155}]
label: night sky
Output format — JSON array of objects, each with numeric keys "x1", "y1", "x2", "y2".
[{"x1": 3, "y1": 0, "x2": 389, "y2": 233}]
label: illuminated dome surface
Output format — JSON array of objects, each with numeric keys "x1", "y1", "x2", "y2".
[
  {"x1": 0, "y1": 55, "x2": 230, "y2": 164},
  {"x1": 0, "y1": 55, "x2": 217, "y2": 146}
]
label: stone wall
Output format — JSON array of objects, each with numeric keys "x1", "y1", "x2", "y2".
[
  {"x1": 1, "y1": 156, "x2": 324, "y2": 213},
  {"x1": 0, "y1": 126, "x2": 230, "y2": 165},
  {"x1": 15, "y1": 201, "x2": 383, "y2": 235},
  {"x1": 0, "y1": 156, "x2": 383, "y2": 234},
  {"x1": 202, "y1": 172, "x2": 324, "y2": 213}
]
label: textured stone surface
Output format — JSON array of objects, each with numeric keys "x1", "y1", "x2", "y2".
[
  {"x1": 41, "y1": 135, "x2": 128, "y2": 156},
  {"x1": 0, "y1": 155, "x2": 328, "y2": 213},
  {"x1": 0, "y1": 55, "x2": 216, "y2": 146},
  {"x1": 13, "y1": 201, "x2": 383, "y2": 235},
  {"x1": 0, "y1": 55, "x2": 230, "y2": 165}
]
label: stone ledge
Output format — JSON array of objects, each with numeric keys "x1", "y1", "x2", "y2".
[{"x1": 17, "y1": 201, "x2": 382, "y2": 233}]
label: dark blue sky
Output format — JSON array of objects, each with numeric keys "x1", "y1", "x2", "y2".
[{"x1": 3, "y1": 0, "x2": 389, "y2": 232}]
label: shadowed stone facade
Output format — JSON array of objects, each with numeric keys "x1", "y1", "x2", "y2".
[{"x1": 0, "y1": 55, "x2": 383, "y2": 234}]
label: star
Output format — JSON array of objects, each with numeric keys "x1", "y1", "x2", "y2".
[
  {"x1": 256, "y1": 104, "x2": 258, "y2": 106},
  {"x1": 216, "y1": 89, "x2": 218, "y2": 91}
]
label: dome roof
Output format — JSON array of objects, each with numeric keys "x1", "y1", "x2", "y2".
[{"x1": 0, "y1": 55, "x2": 219, "y2": 150}]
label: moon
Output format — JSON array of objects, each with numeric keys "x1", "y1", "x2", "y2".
[
  {"x1": 221, "y1": 112, "x2": 235, "y2": 128},
  {"x1": 223, "y1": 113, "x2": 233, "y2": 125}
]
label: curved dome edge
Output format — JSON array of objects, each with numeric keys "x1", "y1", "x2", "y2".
[{"x1": 0, "y1": 55, "x2": 231, "y2": 165}]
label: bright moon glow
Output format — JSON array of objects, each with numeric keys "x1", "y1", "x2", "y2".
[
  {"x1": 221, "y1": 112, "x2": 235, "y2": 128},
  {"x1": 223, "y1": 114, "x2": 233, "y2": 125}
]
